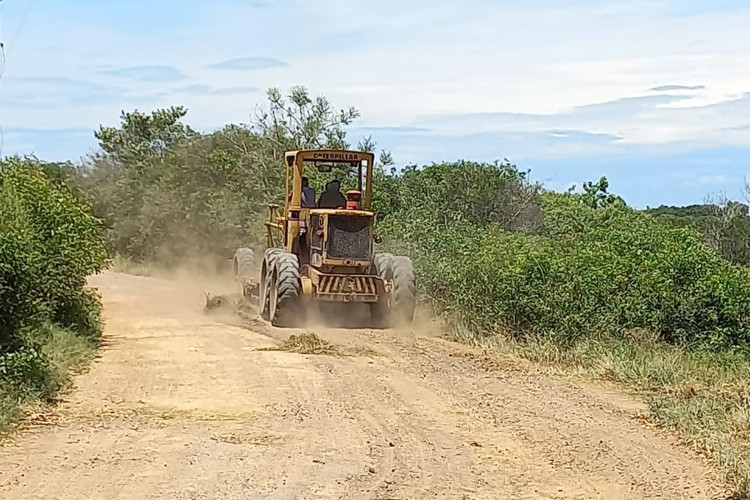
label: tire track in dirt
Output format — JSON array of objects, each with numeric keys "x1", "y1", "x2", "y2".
[{"x1": 0, "y1": 272, "x2": 729, "y2": 499}]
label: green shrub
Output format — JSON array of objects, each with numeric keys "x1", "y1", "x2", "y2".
[
  {"x1": 374, "y1": 160, "x2": 541, "y2": 232},
  {"x1": 0, "y1": 346, "x2": 50, "y2": 396},
  {"x1": 383, "y1": 185, "x2": 750, "y2": 350},
  {"x1": 1, "y1": 158, "x2": 108, "y2": 344},
  {"x1": 0, "y1": 157, "x2": 108, "y2": 431}
]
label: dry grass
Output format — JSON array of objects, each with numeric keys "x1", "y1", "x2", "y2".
[
  {"x1": 261, "y1": 333, "x2": 341, "y2": 356},
  {"x1": 210, "y1": 432, "x2": 282, "y2": 446}
]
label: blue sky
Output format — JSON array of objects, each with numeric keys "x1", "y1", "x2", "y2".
[{"x1": 1, "y1": 0, "x2": 749, "y2": 208}]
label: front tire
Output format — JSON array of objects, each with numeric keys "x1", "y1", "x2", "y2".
[{"x1": 270, "y1": 252, "x2": 301, "y2": 327}]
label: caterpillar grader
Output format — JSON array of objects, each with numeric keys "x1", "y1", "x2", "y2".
[{"x1": 232, "y1": 149, "x2": 416, "y2": 327}]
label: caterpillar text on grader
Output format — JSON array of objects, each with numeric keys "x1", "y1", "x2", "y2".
[{"x1": 233, "y1": 149, "x2": 416, "y2": 327}]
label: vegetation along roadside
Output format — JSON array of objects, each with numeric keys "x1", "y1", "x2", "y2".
[{"x1": 0, "y1": 157, "x2": 109, "y2": 434}]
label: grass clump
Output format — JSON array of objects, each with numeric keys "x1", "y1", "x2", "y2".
[{"x1": 261, "y1": 333, "x2": 340, "y2": 356}]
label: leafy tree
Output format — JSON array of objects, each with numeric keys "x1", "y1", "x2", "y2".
[
  {"x1": 575, "y1": 176, "x2": 625, "y2": 209},
  {"x1": 383, "y1": 187, "x2": 750, "y2": 349},
  {"x1": 646, "y1": 196, "x2": 750, "y2": 267},
  {"x1": 252, "y1": 86, "x2": 360, "y2": 154},
  {"x1": 95, "y1": 106, "x2": 198, "y2": 169},
  {"x1": 1, "y1": 157, "x2": 108, "y2": 429}
]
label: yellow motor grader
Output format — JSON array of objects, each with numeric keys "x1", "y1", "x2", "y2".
[{"x1": 233, "y1": 149, "x2": 416, "y2": 327}]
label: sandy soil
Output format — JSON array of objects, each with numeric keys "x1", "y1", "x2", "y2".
[{"x1": 0, "y1": 272, "x2": 729, "y2": 499}]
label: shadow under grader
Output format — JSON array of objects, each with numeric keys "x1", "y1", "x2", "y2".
[
  {"x1": 301, "y1": 302, "x2": 389, "y2": 330},
  {"x1": 202, "y1": 292, "x2": 390, "y2": 331}
]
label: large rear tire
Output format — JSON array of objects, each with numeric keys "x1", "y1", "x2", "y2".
[
  {"x1": 270, "y1": 252, "x2": 301, "y2": 327},
  {"x1": 391, "y1": 256, "x2": 416, "y2": 324},
  {"x1": 233, "y1": 248, "x2": 256, "y2": 297},
  {"x1": 260, "y1": 248, "x2": 282, "y2": 320},
  {"x1": 370, "y1": 253, "x2": 393, "y2": 325}
]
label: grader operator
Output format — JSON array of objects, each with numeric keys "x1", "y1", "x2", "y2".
[{"x1": 233, "y1": 149, "x2": 416, "y2": 327}]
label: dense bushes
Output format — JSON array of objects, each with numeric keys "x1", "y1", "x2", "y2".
[
  {"x1": 373, "y1": 160, "x2": 541, "y2": 231},
  {"x1": 648, "y1": 202, "x2": 750, "y2": 267},
  {"x1": 82, "y1": 125, "x2": 282, "y2": 264},
  {"x1": 381, "y1": 165, "x2": 750, "y2": 350},
  {"x1": 0, "y1": 157, "x2": 108, "y2": 430}
]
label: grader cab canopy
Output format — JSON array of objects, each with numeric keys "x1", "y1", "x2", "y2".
[{"x1": 284, "y1": 149, "x2": 375, "y2": 212}]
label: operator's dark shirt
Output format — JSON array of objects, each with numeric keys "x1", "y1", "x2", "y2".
[{"x1": 317, "y1": 191, "x2": 347, "y2": 209}]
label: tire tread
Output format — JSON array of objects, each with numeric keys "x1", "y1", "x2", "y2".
[
  {"x1": 391, "y1": 256, "x2": 416, "y2": 323},
  {"x1": 272, "y1": 252, "x2": 301, "y2": 327}
]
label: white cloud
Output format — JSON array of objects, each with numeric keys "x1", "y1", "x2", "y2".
[
  {"x1": 99, "y1": 65, "x2": 186, "y2": 83},
  {"x1": 208, "y1": 57, "x2": 288, "y2": 71}
]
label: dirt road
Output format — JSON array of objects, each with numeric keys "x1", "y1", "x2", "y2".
[{"x1": 0, "y1": 272, "x2": 728, "y2": 499}]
